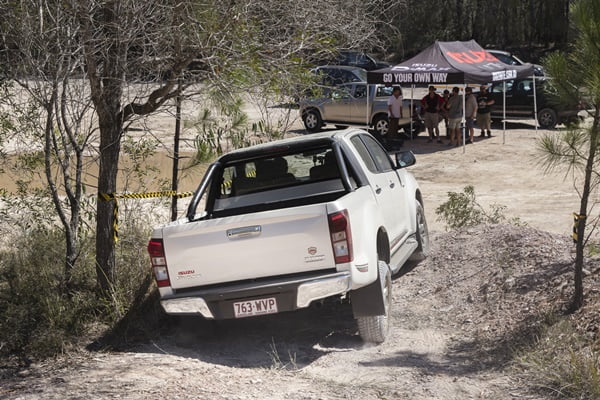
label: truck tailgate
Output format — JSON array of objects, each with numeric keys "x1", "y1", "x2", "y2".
[{"x1": 162, "y1": 203, "x2": 335, "y2": 289}]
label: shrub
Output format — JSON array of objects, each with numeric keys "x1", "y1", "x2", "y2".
[
  {"x1": 435, "y1": 185, "x2": 522, "y2": 230},
  {"x1": 0, "y1": 219, "x2": 160, "y2": 358},
  {"x1": 0, "y1": 227, "x2": 97, "y2": 357},
  {"x1": 517, "y1": 319, "x2": 600, "y2": 399}
]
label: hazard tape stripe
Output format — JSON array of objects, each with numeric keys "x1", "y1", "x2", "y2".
[
  {"x1": 98, "y1": 191, "x2": 194, "y2": 202},
  {"x1": 97, "y1": 190, "x2": 195, "y2": 243},
  {"x1": 572, "y1": 213, "x2": 586, "y2": 243},
  {"x1": 221, "y1": 170, "x2": 256, "y2": 191}
]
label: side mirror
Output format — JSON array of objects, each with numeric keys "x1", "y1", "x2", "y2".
[{"x1": 395, "y1": 151, "x2": 416, "y2": 169}]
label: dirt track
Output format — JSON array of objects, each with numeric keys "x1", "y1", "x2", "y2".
[{"x1": 3, "y1": 223, "x2": 578, "y2": 399}]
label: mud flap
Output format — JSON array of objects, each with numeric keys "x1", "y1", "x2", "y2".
[{"x1": 350, "y1": 271, "x2": 386, "y2": 317}]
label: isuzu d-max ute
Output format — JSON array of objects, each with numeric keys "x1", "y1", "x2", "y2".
[{"x1": 148, "y1": 128, "x2": 429, "y2": 343}]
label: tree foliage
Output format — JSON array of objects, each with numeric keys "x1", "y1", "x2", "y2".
[
  {"x1": 0, "y1": 0, "x2": 402, "y2": 292},
  {"x1": 538, "y1": 0, "x2": 600, "y2": 312},
  {"x1": 395, "y1": 0, "x2": 571, "y2": 60}
]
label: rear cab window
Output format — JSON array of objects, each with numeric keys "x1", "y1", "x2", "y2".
[{"x1": 207, "y1": 145, "x2": 356, "y2": 218}]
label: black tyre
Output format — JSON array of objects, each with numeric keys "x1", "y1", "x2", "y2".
[
  {"x1": 412, "y1": 200, "x2": 430, "y2": 259},
  {"x1": 303, "y1": 109, "x2": 323, "y2": 133},
  {"x1": 357, "y1": 261, "x2": 392, "y2": 344},
  {"x1": 403, "y1": 122, "x2": 423, "y2": 137},
  {"x1": 373, "y1": 115, "x2": 389, "y2": 136},
  {"x1": 538, "y1": 108, "x2": 558, "y2": 129}
]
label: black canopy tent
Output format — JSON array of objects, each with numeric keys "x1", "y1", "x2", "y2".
[{"x1": 366, "y1": 40, "x2": 537, "y2": 149}]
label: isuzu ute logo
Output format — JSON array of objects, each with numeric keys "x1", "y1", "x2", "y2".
[
  {"x1": 308, "y1": 247, "x2": 317, "y2": 255},
  {"x1": 178, "y1": 270, "x2": 195, "y2": 276}
]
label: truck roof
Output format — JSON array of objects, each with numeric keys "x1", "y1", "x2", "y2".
[{"x1": 218, "y1": 129, "x2": 364, "y2": 163}]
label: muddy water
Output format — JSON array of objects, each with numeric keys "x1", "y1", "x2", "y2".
[{"x1": 0, "y1": 151, "x2": 208, "y2": 194}]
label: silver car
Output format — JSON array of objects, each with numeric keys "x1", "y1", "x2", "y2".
[{"x1": 299, "y1": 83, "x2": 421, "y2": 136}]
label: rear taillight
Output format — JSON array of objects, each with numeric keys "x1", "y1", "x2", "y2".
[
  {"x1": 328, "y1": 210, "x2": 353, "y2": 263},
  {"x1": 147, "y1": 239, "x2": 171, "y2": 287}
]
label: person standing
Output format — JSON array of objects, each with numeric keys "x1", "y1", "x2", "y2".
[
  {"x1": 387, "y1": 86, "x2": 403, "y2": 141},
  {"x1": 439, "y1": 89, "x2": 450, "y2": 137},
  {"x1": 420, "y1": 85, "x2": 442, "y2": 143},
  {"x1": 465, "y1": 86, "x2": 478, "y2": 143},
  {"x1": 476, "y1": 84, "x2": 494, "y2": 137},
  {"x1": 446, "y1": 87, "x2": 463, "y2": 146}
]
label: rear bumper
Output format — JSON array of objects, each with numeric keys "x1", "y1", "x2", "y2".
[{"x1": 160, "y1": 271, "x2": 351, "y2": 319}]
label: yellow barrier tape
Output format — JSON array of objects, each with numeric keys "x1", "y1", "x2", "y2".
[
  {"x1": 572, "y1": 213, "x2": 586, "y2": 243},
  {"x1": 98, "y1": 190, "x2": 195, "y2": 243},
  {"x1": 221, "y1": 169, "x2": 256, "y2": 192}
]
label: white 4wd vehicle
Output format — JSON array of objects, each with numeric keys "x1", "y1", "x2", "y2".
[{"x1": 148, "y1": 129, "x2": 429, "y2": 343}]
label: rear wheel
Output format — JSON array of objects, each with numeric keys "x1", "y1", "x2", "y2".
[
  {"x1": 403, "y1": 122, "x2": 423, "y2": 137},
  {"x1": 537, "y1": 108, "x2": 558, "y2": 129},
  {"x1": 373, "y1": 115, "x2": 389, "y2": 136},
  {"x1": 303, "y1": 109, "x2": 323, "y2": 133},
  {"x1": 357, "y1": 261, "x2": 392, "y2": 344}
]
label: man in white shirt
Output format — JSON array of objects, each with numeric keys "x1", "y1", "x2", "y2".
[{"x1": 387, "y1": 86, "x2": 403, "y2": 140}]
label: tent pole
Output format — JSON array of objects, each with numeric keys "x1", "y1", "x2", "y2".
[
  {"x1": 410, "y1": 85, "x2": 414, "y2": 140},
  {"x1": 462, "y1": 84, "x2": 466, "y2": 153},
  {"x1": 366, "y1": 83, "x2": 370, "y2": 131},
  {"x1": 533, "y1": 75, "x2": 538, "y2": 132},
  {"x1": 503, "y1": 81, "x2": 506, "y2": 145}
]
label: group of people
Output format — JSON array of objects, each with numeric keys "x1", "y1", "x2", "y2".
[
  {"x1": 420, "y1": 84, "x2": 494, "y2": 145},
  {"x1": 385, "y1": 84, "x2": 495, "y2": 146}
]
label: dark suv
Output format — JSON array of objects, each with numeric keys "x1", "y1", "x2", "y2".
[
  {"x1": 333, "y1": 51, "x2": 391, "y2": 71},
  {"x1": 487, "y1": 78, "x2": 581, "y2": 129},
  {"x1": 311, "y1": 65, "x2": 367, "y2": 86},
  {"x1": 486, "y1": 49, "x2": 544, "y2": 76}
]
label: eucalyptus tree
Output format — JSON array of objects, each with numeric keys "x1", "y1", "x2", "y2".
[{"x1": 0, "y1": 3, "x2": 95, "y2": 291}]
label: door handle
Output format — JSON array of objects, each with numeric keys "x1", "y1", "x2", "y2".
[
  {"x1": 227, "y1": 225, "x2": 262, "y2": 239},
  {"x1": 389, "y1": 181, "x2": 395, "y2": 189},
  {"x1": 375, "y1": 186, "x2": 382, "y2": 194}
]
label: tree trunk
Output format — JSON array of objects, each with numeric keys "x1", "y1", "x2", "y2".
[
  {"x1": 171, "y1": 81, "x2": 182, "y2": 221},
  {"x1": 95, "y1": 118, "x2": 122, "y2": 293},
  {"x1": 571, "y1": 107, "x2": 600, "y2": 312}
]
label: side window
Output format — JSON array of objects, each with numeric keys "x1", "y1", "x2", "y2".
[
  {"x1": 350, "y1": 136, "x2": 377, "y2": 173},
  {"x1": 376, "y1": 86, "x2": 394, "y2": 98},
  {"x1": 354, "y1": 85, "x2": 367, "y2": 98},
  {"x1": 340, "y1": 70, "x2": 356, "y2": 82},
  {"x1": 518, "y1": 79, "x2": 533, "y2": 93},
  {"x1": 361, "y1": 135, "x2": 393, "y2": 172}
]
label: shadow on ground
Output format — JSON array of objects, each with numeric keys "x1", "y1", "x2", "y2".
[
  {"x1": 142, "y1": 300, "x2": 362, "y2": 369},
  {"x1": 89, "y1": 259, "x2": 430, "y2": 370}
]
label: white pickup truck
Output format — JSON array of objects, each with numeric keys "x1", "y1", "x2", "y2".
[{"x1": 148, "y1": 129, "x2": 429, "y2": 343}]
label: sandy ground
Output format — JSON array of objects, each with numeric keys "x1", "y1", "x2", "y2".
[
  {"x1": 0, "y1": 101, "x2": 591, "y2": 399},
  {"x1": 399, "y1": 120, "x2": 581, "y2": 236}
]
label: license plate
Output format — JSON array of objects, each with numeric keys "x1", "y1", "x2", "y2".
[{"x1": 233, "y1": 297, "x2": 278, "y2": 318}]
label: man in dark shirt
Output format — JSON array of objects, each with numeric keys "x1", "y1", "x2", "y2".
[
  {"x1": 476, "y1": 85, "x2": 494, "y2": 137},
  {"x1": 420, "y1": 86, "x2": 443, "y2": 143}
]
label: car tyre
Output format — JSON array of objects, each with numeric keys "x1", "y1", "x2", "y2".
[
  {"x1": 537, "y1": 108, "x2": 558, "y2": 129},
  {"x1": 303, "y1": 109, "x2": 323, "y2": 133},
  {"x1": 411, "y1": 200, "x2": 430, "y2": 260},
  {"x1": 403, "y1": 122, "x2": 423, "y2": 137},
  {"x1": 373, "y1": 115, "x2": 389, "y2": 136},
  {"x1": 357, "y1": 260, "x2": 392, "y2": 344}
]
